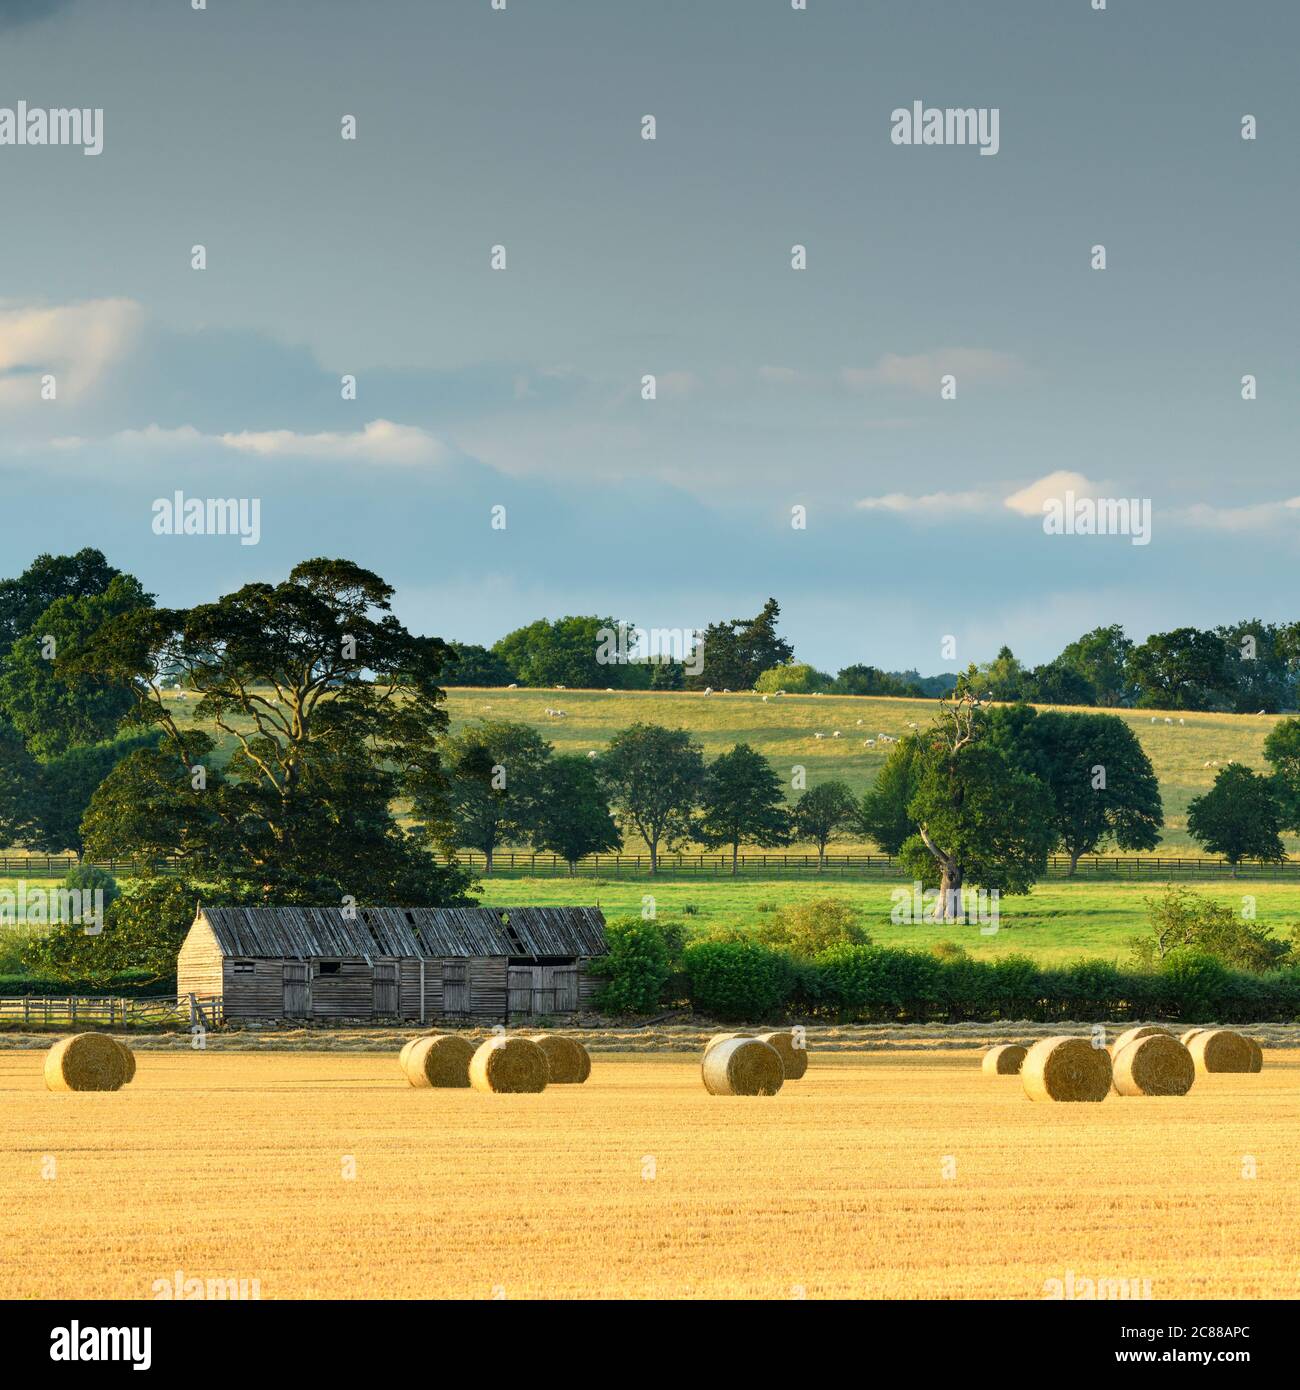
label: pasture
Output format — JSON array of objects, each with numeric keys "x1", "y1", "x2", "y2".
[
  {"x1": 475, "y1": 876, "x2": 1300, "y2": 963},
  {"x1": 156, "y1": 686, "x2": 1295, "y2": 855},
  {"x1": 4, "y1": 1048, "x2": 1297, "y2": 1299}
]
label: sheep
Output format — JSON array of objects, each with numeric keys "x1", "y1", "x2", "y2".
[
  {"x1": 703, "y1": 687, "x2": 714, "y2": 696},
  {"x1": 831, "y1": 731, "x2": 842, "y2": 738},
  {"x1": 856, "y1": 718, "x2": 864, "y2": 725},
  {"x1": 761, "y1": 695, "x2": 769, "y2": 703},
  {"x1": 864, "y1": 739, "x2": 875, "y2": 747},
  {"x1": 1164, "y1": 717, "x2": 1173, "y2": 725},
  {"x1": 586, "y1": 750, "x2": 598, "y2": 759},
  {"x1": 907, "y1": 721, "x2": 918, "y2": 729},
  {"x1": 507, "y1": 683, "x2": 518, "y2": 689},
  {"x1": 1178, "y1": 718, "x2": 1184, "y2": 725},
  {"x1": 1151, "y1": 717, "x2": 1157, "y2": 724},
  {"x1": 605, "y1": 687, "x2": 615, "y2": 692},
  {"x1": 813, "y1": 732, "x2": 825, "y2": 740},
  {"x1": 555, "y1": 684, "x2": 567, "y2": 690},
  {"x1": 1258, "y1": 709, "x2": 1267, "y2": 715}
]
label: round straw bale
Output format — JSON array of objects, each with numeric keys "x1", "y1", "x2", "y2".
[
  {"x1": 469, "y1": 1036, "x2": 548, "y2": 1094},
  {"x1": 111, "y1": 1038, "x2": 136, "y2": 1084},
  {"x1": 1112, "y1": 1034, "x2": 1195, "y2": 1096},
  {"x1": 1245, "y1": 1037, "x2": 1263, "y2": 1072},
  {"x1": 1187, "y1": 1029, "x2": 1254, "y2": 1074},
  {"x1": 405, "y1": 1034, "x2": 474, "y2": 1088},
  {"x1": 1179, "y1": 1029, "x2": 1207, "y2": 1047},
  {"x1": 982, "y1": 1043, "x2": 1027, "y2": 1076},
  {"x1": 1021, "y1": 1036, "x2": 1112, "y2": 1103},
  {"x1": 528, "y1": 1034, "x2": 591, "y2": 1084},
  {"x1": 753, "y1": 1030, "x2": 808, "y2": 1080},
  {"x1": 398, "y1": 1037, "x2": 424, "y2": 1075},
  {"x1": 701, "y1": 1037, "x2": 784, "y2": 1096},
  {"x1": 1107, "y1": 1025, "x2": 1172, "y2": 1057},
  {"x1": 43, "y1": 1034, "x2": 129, "y2": 1092}
]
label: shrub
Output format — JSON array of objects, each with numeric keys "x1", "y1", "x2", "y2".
[
  {"x1": 930, "y1": 940, "x2": 968, "y2": 963},
  {"x1": 757, "y1": 896, "x2": 870, "y2": 957},
  {"x1": 1131, "y1": 884, "x2": 1291, "y2": 972},
  {"x1": 61, "y1": 864, "x2": 120, "y2": 912},
  {"x1": 813, "y1": 945, "x2": 940, "y2": 1022},
  {"x1": 682, "y1": 940, "x2": 794, "y2": 1020},
  {"x1": 1155, "y1": 948, "x2": 1231, "y2": 1020},
  {"x1": 590, "y1": 917, "x2": 676, "y2": 1014},
  {"x1": 754, "y1": 663, "x2": 833, "y2": 694}
]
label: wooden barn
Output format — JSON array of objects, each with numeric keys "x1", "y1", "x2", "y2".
[{"x1": 177, "y1": 905, "x2": 608, "y2": 1024}]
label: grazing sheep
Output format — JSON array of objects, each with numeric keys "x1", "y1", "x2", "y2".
[
  {"x1": 813, "y1": 732, "x2": 825, "y2": 740},
  {"x1": 907, "y1": 721, "x2": 918, "y2": 729},
  {"x1": 864, "y1": 739, "x2": 875, "y2": 747},
  {"x1": 555, "y1": 685, "x2": 566, "y2": 690},
  {"x1": 831, "y1": 731, "x2": 842, "y2": 738},
  {"x1": 1178, "y1": 718, "x2": 1184, "y2": 725},
  {"x1": 1258, "y1": 709, "x2": 1267, "y2": 715},
  {"x1": 1151, "y1": 717, "x2": 1157, "y2": 723},
  {"x1": 761, "y1": 695, "x2": 769, "y2": 702},
  {"x1": 587, "y1": 751, "x2": 598, "y2": 759},
  {"x1": 1164, "y1": 717, "x2": 1173, "y2": 725},
  {"x1": 703, "y1": 687, "x2": 714, "y2": 696},
  {"x1": 856, "y1": 718, "x2": 864, "y2": 725},
  {"x1": 507, "y1": 683, "x2": 518, "y2": 689}
]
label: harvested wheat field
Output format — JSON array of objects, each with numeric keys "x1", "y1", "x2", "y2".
[{"x1": 3, "y1": 1049, "x2": 1299, "y2": 1300}]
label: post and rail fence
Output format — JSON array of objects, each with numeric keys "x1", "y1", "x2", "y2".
[
  {"x1": 3, "y1": 850, "x2": 1300, "y2": 882},
  {"x1": 0, "y1": 993, "x2": 223, "y2": 1028}
]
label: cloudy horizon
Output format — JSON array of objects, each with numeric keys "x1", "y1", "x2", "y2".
[{"x1": 2, "y1": 0, "x2": 1297, "y2": 673}]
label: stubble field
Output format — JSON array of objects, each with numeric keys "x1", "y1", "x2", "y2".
[{"x1": 4, "y1": 1049, "x2": 1298, "y2": 1300}]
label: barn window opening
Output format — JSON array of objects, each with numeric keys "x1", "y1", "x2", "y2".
[
  {"x1": 498, "y1": 911, "x2": 527, "y2": 955},
  {"x1": 233, "y1": 961, "x2": 254, "y2": 975},
  {"x1": 317, "y1": 961, "x2": 341, "y2": 976}
]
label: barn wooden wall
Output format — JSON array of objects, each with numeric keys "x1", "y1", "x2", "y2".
[{"x1": 176, "y1": 921, "x2": 224, "y2": 999}]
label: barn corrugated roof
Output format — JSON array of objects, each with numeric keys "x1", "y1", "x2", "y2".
[{"x1": 196, "y1": 905, "x2": 607, "y2": 961}]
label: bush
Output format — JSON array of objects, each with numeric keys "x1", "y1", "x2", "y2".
[
  {"x1": 0, "y1": 970, "x2": 172, "y2": 997},
  {"x1": 1131, "y1": 885, "x2": 1292, "y2": 972},
  {"x1": 590, "y1": 917, "x2": 676, "y2": 1014},
  {"x1": 754, "y1": 663, "x2": 833, "y2": 694},
  {"x1": 813, "y1": 945, "x2": 940, "y2": 1021},
  {"x1": 757, "y1": 896, "x2": 870, "y2": 957},
  {"x1": 61, "y1": 864, "x2": 120, "y2": 912},
  {"x1": 1155, "y1": 949, "x2": 1231, "y2": 1020},
  {"x1": 682, "y1": 940, "x2": 794, "y2": 1020}
]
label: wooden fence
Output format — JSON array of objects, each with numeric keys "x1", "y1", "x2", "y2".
[
  {"x1": 457, "y1": 850, "x2": 1300, "y2": 880},
  {"x1": 3, "y1": 850, "x2": 1299, "y2": 882},
  {"x1": 0, "y1": 993, "x2": 222, "y2": 1028}
]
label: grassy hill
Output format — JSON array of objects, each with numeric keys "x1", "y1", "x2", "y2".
[{"x1": 155, "y1": 685, "x2": 1292, "y2": 856}]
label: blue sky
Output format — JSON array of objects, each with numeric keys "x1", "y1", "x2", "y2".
[{"x1": 1, "y1": 0, "x2": 1297, "y2": 672}]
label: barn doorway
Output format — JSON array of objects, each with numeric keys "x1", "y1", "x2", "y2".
[
  {"x1": 283, "y1": 963, "x2": 309, "y2": 1018},
  {"x1": 372, "y1": 962, "x2": 399, "y2": 1017},
  {"x1": 507, "y1": 960, "x2": 579, "y2": 1018},
  {"x1": 441, "y1": 961, "x2": 469, "y2": 1015}
]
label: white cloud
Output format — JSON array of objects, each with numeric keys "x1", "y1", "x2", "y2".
[
  {"x1": 856, "y1": 489, "x2": 991, "y2": 515},
  {"x1": 218, "y1": 418, "x2": 445, "y2": 466},
  {"x1": 1177, "y1": 498, "x2": 1300, "y2": 531},
  {"x1": 842, "y1": 348, "x2": 1023, "y2": 393},
  {"x1": 0, "y1": 298, "x2": 142, "y2": 406},
  {"x1": 1003, "y1": 470, "x2": 1102, "y2": 517}
]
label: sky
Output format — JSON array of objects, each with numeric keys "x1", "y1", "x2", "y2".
[{"x1": 1, "y1": 0, "x2": 1297, "y2": 674}]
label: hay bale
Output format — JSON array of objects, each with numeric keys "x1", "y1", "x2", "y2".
[
  {"x1": 982, "y1": 1043, "x2": 1027, "y2": 1076},
  {"x1": 1245, "y1": 1037, "x2": 1264, "y2": 1072},
  {"x1": 1021, "y1": 1036, "x2": 1112, "y2": 1103},
  {"x1": 528, "y1": 1034, "x2": 591, "y2": 1084},
  {"x1": 701, "y1": 1037, "x2": 784, "y2": 1096},
  {"x1": 405, "y1": 1034, "x2": 474, "y2": 1088},
  {"x1": 1179, "y1": 1028, "x2": 1207, "y2": 1047},
  {"x1": 754, "y1": 1030, "x2": 808, "y2": 1080},
  {"x1": 1187, "y1": 1029, "x2": 1254, "y2": 1074},
  {"x1": 398, "y1": 1037, "x2": 424, "y2": 1075},
  {"x1": 111, "y1": 1038, "x2": 136, "y2": 1084},
  {"x1": 469, "y1": 1036, "x2": 548, "y2": 1094},
  {"x1": 1112, "y1": 1034, "x2": 1195, "y2": 1096},
  {"x1": 43, "y1": 1034, "x2": 129, "y2": 1092},
  {"x1": 1107, "y1": 1025, "x2": 1172, "y2": 1057}
]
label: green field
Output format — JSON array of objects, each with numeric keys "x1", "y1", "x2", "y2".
[
  {"x1": 475, "y1": 874, "x2": 1300, "y2": 965},
  {"x1": 157, "y1": 686, "x2": 1293, "y2": 857}
]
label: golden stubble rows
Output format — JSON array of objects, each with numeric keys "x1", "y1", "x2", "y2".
[{"x1": 3, "y1": 1050, "x2": 1297, "y2": 1300}]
